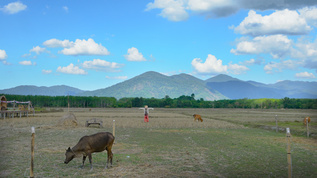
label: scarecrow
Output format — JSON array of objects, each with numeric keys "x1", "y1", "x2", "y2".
[{"x1": 139, "y1": 105, "x2": 154, "y2": 122}]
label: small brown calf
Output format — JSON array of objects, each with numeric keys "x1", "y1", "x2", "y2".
[
  {"x1": 303, "y1": 117, "x2": 311, "y2": 125},
  {"x1": 193, "y1": 114, "x2": 203, "y2": 122}
]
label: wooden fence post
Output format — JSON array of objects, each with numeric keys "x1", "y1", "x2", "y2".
[
  {"x1": 30, "y1": 127, "x2": 35, "y2": 178},
  {"x1": 286, "y1": 128, "x2": 292, "y2": 178},
  {"x1": 306, "y1": 120, "x2": 309, "y2": 138},
  {"x1": 275, "y1": 115, "x2": 278, "y2": 133},
  {"x1": 113, "y1": 120, "x2": 115, "y2": 144}
]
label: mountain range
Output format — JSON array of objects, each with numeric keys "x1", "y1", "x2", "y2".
[{"x1": 1, "y1": 71, "x2": 316, "y2": 100}]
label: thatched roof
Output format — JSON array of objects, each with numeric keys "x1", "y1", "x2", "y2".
[
  {"x1": 1, "y1": 95, "x2": 7, "y2": 110},
  {"x1": 57, "y1": 112, "x2": 79, "y2": 127},
  {"x1": 0, "y1": 95, "x2": 6, "y2": 102}
]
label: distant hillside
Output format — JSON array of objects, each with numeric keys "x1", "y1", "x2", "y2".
[
  {"x1": 268, "y1": 80, "x2": 317, "y2": 98},
  {"x1": 205, "y1": 75, "x2": 317, "y2": 99},
  {"x1": 205, "y1": 74, "x2": 241, "y2": 83},
  {"x1": 206, "y1": 81, "x2": 282, "y2": 99},
  {"x1": 0, "y1": 85, "x2": 85, "y2": 96},
  {"x1": 1, "y1": 72, "x2": 316, "y2": 99},
  {"x1": 79, "y1": 71, "x2": 227, "y2": 100}
]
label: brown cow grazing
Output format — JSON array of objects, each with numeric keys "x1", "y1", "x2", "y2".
[
  {"x1": 64, "y1": 132, "x2": 115, "y2": 170},
  {"x1": 193, "y1": 114, "x2": 203, "y2": 122},
  {"x1": 303, "y1": 117, "x2": 311, "y2": 125}
]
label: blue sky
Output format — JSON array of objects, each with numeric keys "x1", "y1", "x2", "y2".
[{"x1": 1, "y1": 0, "x2": 317, "y2": 90}]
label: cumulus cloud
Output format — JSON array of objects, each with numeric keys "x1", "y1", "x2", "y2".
[
  {"x1": 146, "y1": 0, "x2": 189, "y2": 21},
  {"x1": 234, "y1": 10, "x2": 312, "y2": 36},
  {"x1": 82, "y1": 59, "x2": 124, "y2": 72},
  {"x1": 231, "y1": 35, "x2": 292, "y2": 59},
  {"x1": 291, "y1": 38, "x2": 317, "y2": 70},
  {"x1": 60, "y1": 38, "x2": 110, "y2": 56},
  {"x1": 44, "y1": 38, "x2": 109, "y2": 56},
  {"x1": 124, "y1": 47, "x2": 146, "y2": 61},
  {"x1": 0, "y1": 49, "x2": 9, "y2": 65},
  {"x1": 299, "y1": 7, "x2": 317, "y2": 27},
  {"x1": 0, "y1": 1, "x2": 27, "y2": 14},
  {"x1": 187, "y1": 0, "x2": 239, "y2": 18},
  {"x1": 191, "y1": 54, "x2": 228, "y2": 74},
  {"x1": 19, "y1": 61, "x2": 36, "y2": 66},
  {"x1": 264, "y1": 60, "x2": 301, "y2": 74},
  {"x1": 0, "y1": 49, "x2": 7, "y2": 60},
  {"x1": 146, "y1": 0, "x2": 317, "y2": 21},
  {"x1": 57, "y1": 63, "x2": 87, "y2": 75},
  {"x1": 295, "y1": 72, "x2": 316, "y2": 79},
  {"x1": 43, "y1": 39, "x2": 73, "y2": 48},
  {"x1": 30, "y1": 46, "x2": 47, "y2": 55},
  {"x1": 105, "y1": 76, "x2": 128, "y2": 80},
  {"x1": 191, "y1": 54, "x2": 250, "y2": 75},
  {"x1": 242, "y1": 58, "x2": 263, "y2": 65},
  {"x1": 42, "y1": 69, "x2": 52, "y2": 74},
  {"x1": 228, "y1": 63, "x2": 249, "y2": 75}
]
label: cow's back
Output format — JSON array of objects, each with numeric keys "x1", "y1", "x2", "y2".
[{"x1": 76, "y1": 132, "x2": 114, "y2": 153}]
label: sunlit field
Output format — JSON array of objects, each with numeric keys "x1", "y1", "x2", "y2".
[{"x1": 0, "y1": 108, "x2": 316, "y2": 177}]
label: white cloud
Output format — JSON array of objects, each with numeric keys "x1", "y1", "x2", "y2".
[
  {"x1": 187, "y1": 0, "x2": 238, "y2": 18},
  {"x1": 60, "y1": 38, "x2": 110, "y2": 56},
  {"x1": 42, "y1": 70, "x2": 52, "y2": 74},
  {"x1": 242, "y1": 58, "x2": 262, "y2": 65},
  {"x1": 30, "y1": 46, "x2": 46, "y2": 55},
  {"x1": 124, "y1": 47, "x2": 146, "y2": 61},
  {"x1": 19, "y1": 61, "x2": 36, "y2": 66},
  {"x1": 264, "y1": 60, "x2": 301, "y2": 74},
  {"x1": 57, "y1": 63, "x2": 87, "y2": 75},
  {"x1": 146, "y1": 0, "x2": 189, "y2": 21},
  {"x1": 231, "y1": 35, "x2": 292, "y2": 59},
  {"x1": 146, "y1": 0, "x2": 317, "y2": 21},
  {"x1": 1, "y1": 1, "x2": 27, "y2": 14},
  {"x1": 82, "y1": 59, "x2": 124, "y2": 72},
  {"x1": 43, "y1": 39, "x2": 73, "y2": 48},
  {"x1": 191, "y1": 54, "x2": 228, "y2": 74},
  {"x1": 228, "y1": 63, "x2": 249, "y2": 75},
  {"x1": 106, "y1": 76, "x2": 128, "y2": 80},
  {"x1": 295, "y1": 72, "x2": 316, "y2": 79},
  {"x1": 291, "y1": 38, "x2": 317, "y2": 70},
  {"x1": 234, "y1": 10, "x2": 311, "y2": 36},
  {"x1": 0, "y1": 49, "x2": 7, "y2": 60},
  {"x1": 299, "y1": 7, "x2": 317, "y2": 27}
]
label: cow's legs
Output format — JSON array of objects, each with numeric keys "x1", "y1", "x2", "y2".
[
  {"x1": 105, "y1": 149, "x2": 113, "y2": 169},
  {"x1": 110, "y1": 151, "x2": 113, "y2": 166},
  {"x1": 81, "y1": 156, "x2": 87, "y2": 168},
  {"x1": 88, "y1": 154, "x2": 93, "y2": 170},
  {"x1": 106, "y1": 150, "x2": 110, "y2": 168}
]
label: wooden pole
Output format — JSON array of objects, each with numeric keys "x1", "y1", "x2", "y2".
[
  {"x1": 113, "y1": 120, "x2": 115, "y2": 144},
  {"x1": 306, "y1": 120, "x2": 309, "y2": 138},
  {"x1": 113, "y1": 120, "x2": 115, "y2": 136},
  {"x1": 286, "y1": 128, "x2": 292, "y2": 178},
  {"x1": 275, "y1": 115, "x2": 278, "y2": 133},
  {"x1": 30, "y1": 127, "x2": 35, "y2": 178},
  {"x1": 68, "y1": 94, "x2": 70, "y2": 112}
]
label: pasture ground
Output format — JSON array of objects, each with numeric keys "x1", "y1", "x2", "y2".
[{"x1": 0, "y1": 108, "x2": 316, "y2": 177}]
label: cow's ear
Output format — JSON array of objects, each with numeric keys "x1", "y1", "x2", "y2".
[{"x1": 67, "y1": 147, "x2": 71, "y2": 151}]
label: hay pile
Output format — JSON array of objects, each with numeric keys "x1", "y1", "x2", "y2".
[{"x1": 57, "y1": 112, "x2": 79, "y2": 127}]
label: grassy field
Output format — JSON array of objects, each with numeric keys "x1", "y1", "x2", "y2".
[{"x1": 0, "y1": 108, "x2": 316, "y2": 177}]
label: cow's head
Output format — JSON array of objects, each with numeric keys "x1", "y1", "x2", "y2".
[{"x1": 64, "y1": 147, "x2": 75, "y2": 164}]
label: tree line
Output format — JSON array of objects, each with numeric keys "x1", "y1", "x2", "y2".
[{"x1": 2, "y1": 94, "x2": 317, "y2": 109}]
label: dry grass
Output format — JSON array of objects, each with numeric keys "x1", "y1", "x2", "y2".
[{"x1": 0, "y1": 108, "x2": 316, "y2": 177}]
